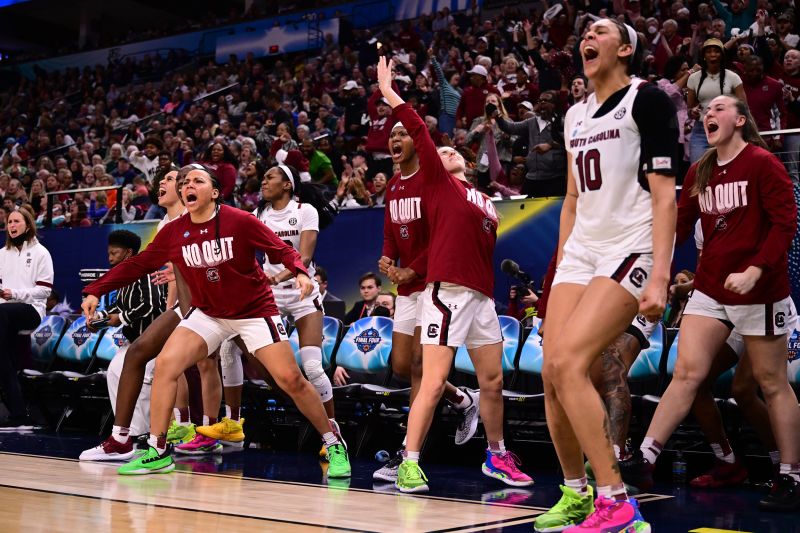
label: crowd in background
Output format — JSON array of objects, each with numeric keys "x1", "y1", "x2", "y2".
[{"x1": 1, "y1": 0, "x2": 799, "y2": 231}]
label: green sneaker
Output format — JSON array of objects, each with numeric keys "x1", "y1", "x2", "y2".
[
  {"x1": 533, "y1": 484, "x2": 594, "y2": 532},
  {"x1": 167, "y1": 421, "x2": 195, "y2": 444},
  {"x1": 118, "y1": 446, "x2": 175, "y2": 475},
  {"x1": 395, "y1": 460, "x2": 429, "y2": 493},
  {"x1": 326, "y1": 443, "x2": 351, "y2": 478}
]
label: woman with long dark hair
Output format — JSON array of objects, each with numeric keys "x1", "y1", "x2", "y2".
[
  {"x1": 200, "y1": 142, "x2": 237, "y2": 205},
  {"x1": 0, "y1": 208, "x2": 53, "y2": 429}
]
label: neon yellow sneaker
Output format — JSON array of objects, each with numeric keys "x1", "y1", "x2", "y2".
[
  {"x1": 534, "y1": 485, "x2": 594, "y2": 532},
  {"x1": 196, "y1": 417, "x2": 244, "y2": 444},
  {"x1": 166, "y1": 421, "x2": 195, "y2": 445},
  {"x1": 396, "y1": 460, "x2": 429, "y2": 493}
]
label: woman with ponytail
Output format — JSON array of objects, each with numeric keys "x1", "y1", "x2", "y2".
[
  {"x1": 686, "y1": 39, "x2": 747, "y2": 163},
  {"x1": 81, "y1": 163, "x2": 351, "y2": 479},
  {"x1": 628, "y1": 96, "x2": 800, "y2": 512}
]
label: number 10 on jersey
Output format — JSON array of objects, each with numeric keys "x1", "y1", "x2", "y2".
[{"x1": 575, "y1": 149, "x2": 602, "y2": 192}]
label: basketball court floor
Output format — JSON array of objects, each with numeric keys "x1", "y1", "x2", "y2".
[{"x1": 0, "y1": 432, "x2": 794, "y2": 532}]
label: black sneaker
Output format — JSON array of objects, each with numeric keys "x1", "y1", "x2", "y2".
[
  {"x1": 0, "y1": 416, "x2": 38, "y2": 432},
  {"x1": 759, "y1": 474, "x2": 800, "y2": 512},
  {"x1": 618, "y1": 449, "x2": 655, "y2": 491}
]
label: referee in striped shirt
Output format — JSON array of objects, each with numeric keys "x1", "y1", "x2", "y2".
[{"x1": 91, "y1": 230, "x2": 166, "y2": 341}]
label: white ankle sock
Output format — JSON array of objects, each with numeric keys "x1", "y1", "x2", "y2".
[
  {"x1": 564, "y1": 476, "x2": 589, "y2": 496},
  {"x1": 111, "y1": 425, "x2": 129, "y2": 444},
  {"x1": 322, "y1": 432, "x2": 339, "y2": 448},
  {"x1": 640, "y1": 437, "x2": 662, "y2": 464},
  {"x1": 147, "y1": 434, "x2": 166, "y2": 454},
  {"x1": 405, "y1": 450, "x2": 420, "y2": 462}
]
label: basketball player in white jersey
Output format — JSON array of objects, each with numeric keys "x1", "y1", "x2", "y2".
[{"x1": 534, "y1": 19, "x2": 678, "y2": 532}]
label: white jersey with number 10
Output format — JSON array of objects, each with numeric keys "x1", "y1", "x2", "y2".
[{"x1": 563, "y1": 80, "x2": 654, "y2": 254}]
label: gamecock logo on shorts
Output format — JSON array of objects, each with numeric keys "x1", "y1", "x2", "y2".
[
  {"x1": 206, "y1": 268, "x2": 220, "y2": 282},
  {"x1": 277, "y1": 322, "x2": 287, "y2": 336},
  {"x1": 775, "y1": 312, "x2": 786, "y2": 329},
  {"x1": 427, "y1": 324, "x2": 439, "y2": 338},
  {"x1": 355, "y1": 327, "x2": 381, "y2": 353},
  {"x1": 629, "y1": 267, "x2": 647, "y2": 289}
]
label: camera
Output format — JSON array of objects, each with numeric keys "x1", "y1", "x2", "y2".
[{"x1": 485, "y1": 102, "x2": 498, "y2": 117}]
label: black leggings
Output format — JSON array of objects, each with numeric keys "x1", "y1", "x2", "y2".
[{"x1": 0, "y1": 303, "x2": 40, "y2": 418}]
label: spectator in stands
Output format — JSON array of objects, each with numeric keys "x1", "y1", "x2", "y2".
[
  {"x1": 105, "y1": 143, "x2": 124, "y2": 173},
  {"x1": 314, "y1": 266, "x2": 342, "y2": 304},
  {"x1": 456, "y1": 65, "x2": 500, "y2": 129},
  {"x1": 365, "y1": 92, "x2": 396, "y2": 180},
  {"x1": 0, "y1": 208, "x2": 53, "y2": 430},
  {"x1": 371, "y1": 173, "x2": 388, "y2": 206},
  {"x1": 782, "y1": 49, "x2": 800, "y2": 183},
  {"x1": 199, "y1": 142, "x2": 237, "y2": 205},
  {"x1": 687, "y1": 39, "x2": 746, "y2": 162},
  {"x1": 467, "y1": 93, "x2": 513, "y2": 191},
  {"x1": 742, "y1": 55, "x2": 786, "y2": 150},
  {"x1": 344, "y1": 272, "x2": 381, "y2": 324},
  {"x1": 495, "y1": 90, "x2": 566, "y2": 197},
  {"x1": 65, "y1": 200, "x2": 91, "y2": 227},
  {"x1": 374, "y1": 291, "x2": 396, "y2": 318},
  {"x1": 129, "y1": 136, "x2": 163, "y2": 183},
  {"x1": 429, "y1": 48, "x2": 462, "y2": 135}
]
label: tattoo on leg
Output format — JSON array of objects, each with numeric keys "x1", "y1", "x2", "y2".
[{"x1": 600, "y1": 337, "x2": 633, "y2": 453}]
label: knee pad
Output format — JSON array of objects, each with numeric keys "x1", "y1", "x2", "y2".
[
  {"x1": 220, "y1": 338, "x2": 244, "y2": 387},
  {"x1": 300, "y1": 349, "x2": 332, "y2": 402}
]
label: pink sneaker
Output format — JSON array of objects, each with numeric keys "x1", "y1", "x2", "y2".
[
  {"x1": 175, "y1": 433, "x2": 223, "y2": 455},
  {"x1": 564, "y1": 496, "x2": 645, "y2": 532},
  {"x1": 481, "y1": 449, "x2": 534, "y2": 486}
]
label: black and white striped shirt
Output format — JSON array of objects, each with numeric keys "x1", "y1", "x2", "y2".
[{"x1": 105, "y1": 273, "x2": 166, "y2": 342}]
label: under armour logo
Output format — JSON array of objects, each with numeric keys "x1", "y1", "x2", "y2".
[
  {"x1": 200, "y1": 229, "x2": 209, "y2": 234},
  {"x1": 720, "y1": 169, "x2": 727, "y2": 175},
  {"x1": 447, "y1": 304, "x2": 458, "y2": 310}
]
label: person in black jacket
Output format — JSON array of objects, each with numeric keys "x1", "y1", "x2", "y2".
[{"x1": 343, "y1": 272, "x2": 381, "y2": 324}]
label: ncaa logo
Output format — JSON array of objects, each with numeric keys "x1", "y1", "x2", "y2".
[
  {"x1": 289, "y1": 217, "x2": 298, "y2": 226},
  {"x1": 354, "y1": 327, "x2": 381, "y2": 353},
  {"x1": 206, "y1": 268, "x2": 220, "y2": 282},
  {"x1": 34, "y1": 325, "x2": 52, "y2": 346},
  {"x1": 775, "y1": 312, "x2": 786, "y2": 329},
  {"x1": 614, "y1": 107, "x2": 627, "y2": 120},
  {"x1": 427, "y1": 324, "x2": 439, "y2": 338},
  {"x1": 629, "y1": 267, "x2": 647, "y2": 289},
  {"x1": 112, "y1": 331, "x2": 127, "y2": 347},
  {"x1": 73, "y1": 326, "x2": 92, "y2": 346},
  {"x1": 400, "y1": 225, "x2": 409, "y2": 239}
]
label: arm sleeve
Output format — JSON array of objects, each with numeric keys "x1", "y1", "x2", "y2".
[
  {"x1": 118, "y1": 276, "x2": 163, "y2": 326},
  {"x1": 84, "y1": 225, "x2": 173, "y2": 298},
  {"x1": 392, "y1": 103, "x2": 450, "y2": 185},
  {"x1": 10, "y1": 246, "x2": 54, "y2": 302},
  {"x1": 748, "y1": 155, "x2": 797, "y2": 270},
  {"x1": 247, "y1": 214, "x2": 308, "y2": 277},
  {"x1": 496, "y1": 115, "x2": 532, "y2": 136},
  {"x1": 676, "y1": 167, "x2": 701, "y2": 246},
  {"x1": 633, "y1": 84, "x2": 680, "y2": 176}
]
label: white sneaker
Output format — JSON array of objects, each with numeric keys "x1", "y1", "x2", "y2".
[
  {"x1": 455, "y1": 388, "x2": 480, "y2": 445},
  {"x1": 79, "y1": 436, "x2": 136, "y2": 461}
]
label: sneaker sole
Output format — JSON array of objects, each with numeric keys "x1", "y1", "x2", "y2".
[
  {"x1": 79, "y1": 450, "x2": 136, "y2": 462},
  {"x1": 395, "y1": 483, "x2": 429, "y2": 493},
  {"x1": 221, "y1": 440, "x2": 245, "y2": 448},
  {"x1": 372, "y1": 471, "x2": 398, "y2": 482},
  {"x1": 455, "y1": 405, "x2": 480, "y2": 445},
  {"x1": 481, "y1": 464, "x2": 534, "y2": 487},
  {"x1": 534, "y1": 525, "x2": 575, "y2": 533},
  {"x1": 175, "y1": 446, "x2": 223, "y2": 456},
  {"x1": 118, "y1": 462, "x2": 175, "y2": 475},
  {"x1": 327, "y1": 470, "x2": 352, "y2": 479}
]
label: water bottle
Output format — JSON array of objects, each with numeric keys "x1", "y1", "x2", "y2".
[
  {"x1": 375, "y1": 450, "x2": 390, "y2": 463},
  {"x1": 672, "y1": 451, "x2": 687, "y2": 484}
]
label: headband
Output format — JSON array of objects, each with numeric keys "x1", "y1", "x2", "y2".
[
  {"x1": 624, "y1": 23, "x2": 638, "y2": 52},
  {"x1": 277, "y1": 164, "x2": 296, "y2": 191},
  {"x1": 391, "y1": 121, "x2": 404, "y2": 131}
]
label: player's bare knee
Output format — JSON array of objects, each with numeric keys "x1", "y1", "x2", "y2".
[{"x1": 752, "y1": 369, "x2": 786, "y2": 399}]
